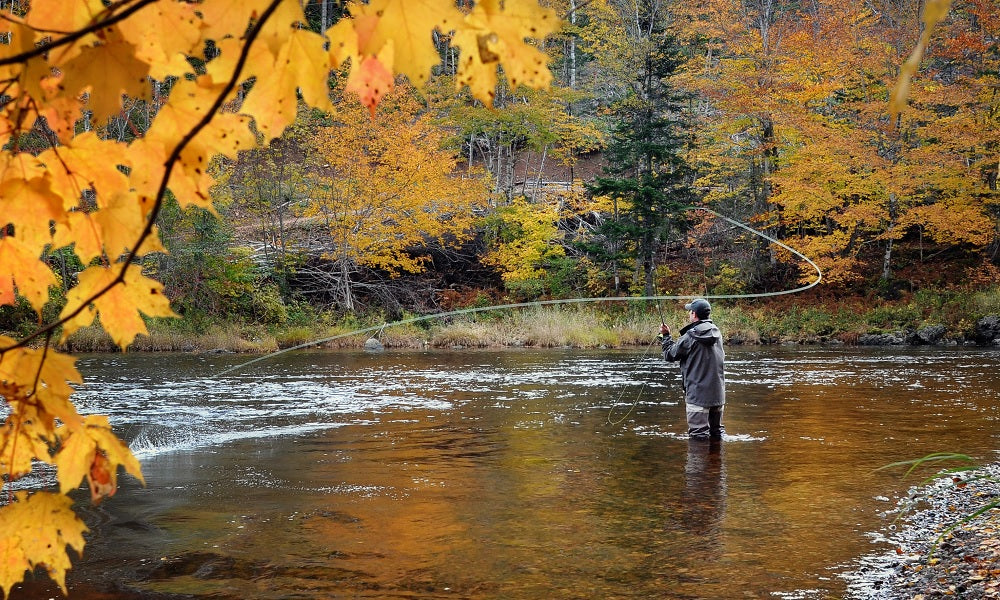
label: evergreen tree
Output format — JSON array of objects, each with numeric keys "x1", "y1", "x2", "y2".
[{"x1": 586, "y1": 8, "x2": 696, "y2": 295}]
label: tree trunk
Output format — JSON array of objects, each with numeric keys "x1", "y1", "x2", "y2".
[
  {"x1": 341, "y1": 258, "x2": 354, "y2": 311},
  {"x1": 569, "y1": 0, "x2": 577, "y2": 89},
  {"x1": 612, "y1": 196, "x2": 620, "y2": 292},
  {"x1": 882, "y1": 193, "x2": 898, "y2": 280},
  {"x1": 532, "y1": 145, "x2": 548, "y2": 202},
  {"x1": 643, "y1": 246, "x2": 655, "y2": 296},
  {"x1": 882, "y1": 237, "x2": 894, "y2": 281},
  {"x1": 758, "y1": 114, "x2": 780, "y2": 266}
]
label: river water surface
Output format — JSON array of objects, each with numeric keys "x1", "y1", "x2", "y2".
[{"x1": 12, "y1": 346, "x2": 1000, "y2": 599}]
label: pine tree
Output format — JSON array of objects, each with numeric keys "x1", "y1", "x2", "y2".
[{"x1": 586, "y1": 7, "x2": 696, "y2": 295}]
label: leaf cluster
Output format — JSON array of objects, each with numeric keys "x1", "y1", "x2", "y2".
[{"x1": 0, "y1": 0, "x2": 562, "y2": 595}]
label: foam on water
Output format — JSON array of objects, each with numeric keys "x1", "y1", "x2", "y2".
[{"x1": 129, "y1": 421, "x2": 350, "y2": 458}]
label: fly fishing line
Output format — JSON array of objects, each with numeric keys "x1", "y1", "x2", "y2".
[
  {"x1": 605, "y1": 336, "x2": 662, "y2": 426},
  {"x1": 217, "y1": 207, "x2": 822, "y2": 379}
]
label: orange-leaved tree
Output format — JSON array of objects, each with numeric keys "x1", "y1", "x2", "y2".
[
  {"x1": 0, "y1": 0, "x2": 558, "y2": 596},
  {"x1": 675, "y1": 0, "x2": 998, "y2": 289}
]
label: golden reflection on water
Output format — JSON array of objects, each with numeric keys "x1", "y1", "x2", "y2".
[{"x1": 33, "y1": 347, "x2": 1000, "y2": 600}]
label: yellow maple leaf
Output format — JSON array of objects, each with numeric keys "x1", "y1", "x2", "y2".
[
  {"x1": 350, "y1": 0, "x2": 464, "y2": 86},
  {"x1": 327, "y1": 19, "x2": 359, "y2": 67},
  {"x1": 240, "y1": 28, "x2": 333, "y2": 140},
  {"x1": 0, "y1": 491, "x2": 88, "y2": 598},
  {"x1": 59, "y1": 27, "x2": 151, "y2": 122},
  {"x1": 0, "y1": 345, "x2": 82, "y2": 409},
  {"x1": 0, "y1": 342, "x2": 80, "y2": 441},
  {"x1": 34, "y1": 95, "x2": 86, "y2": 145},
  {"x1": 126, "y1": 137, "x2": 214, "y2": 214},
  {"x1": 0, "y1": 348, "x2": 84, "y2": 441},
  {"x1": 0, "y1": 536, "x2": 28, "y2": 600},
  {"x1": 54, "y1": 414, "x2": 144, "y2": 497},
  {"x1": 125, "y1": 138, "x2": 171, "y2": 206},
  {"x1": 256, "y1": 0, "x2": 307, "y2": 55},
  {"x1": 0, "y1": 177, "x2": 64, "y2": 253},
  {"x1": 117, "y1": 0, "x2": 204, "y2": 80},
  {"x1": 0, "y1": 150, "x2": 45, "y2": 184},
  {"x1": 203, "y1": 37, "x2": 252, "y2": 86},
  {"x1": 145, "y1": 78, "x2": 255, "y2": 208},
  {"x1": 51, "y1": 212, "x2": 103, "y2": 265},
  {"x1": 24, "y1": 0, "x2": 105, "y2": 36},
  {"x1": 451, "y1": 28, "x2": 500, "y2": 104},
  {"x1": 59, "y1": 265, "x2": 176, "y2": 348},
  {"x1": 0, "y1": 421, "x2": 51, "y2": 480},
  {"x1": 53, "y1": 423, "x2": 96, "y2": 496},
  {"x1": 34, "y1": 388, "x2": 86, "y2": 442},
  {"x1": 0, "y1": 237, "x2": 57, "y2": 313},
  {"x1": 452, "y1": 0, "x2": 557, "y2": 104},
  {"x1": 92, "y1": 191, "x2": 166, "y2": 259},
  {"x1": 198, "y1": 0, "x2": 273, "y2": 43},
  {"x1": 83, "y1": 415, "x2": 144, "y2": 491},
  {"x1": 24, "y1": 0, "x2": 105, "y2": 64},
  {"x1": 284, "y1": 28, "x2": 334, "y2": 112},
  {"x1": 38, "y1": 132, "x2": 132, "y2": 208},
  {"x1": 4, "y1": 22, "x2": 72, "y2": 113},
  {"x1": 1, "y1": 23, "x2": 33, "y2": 79}
]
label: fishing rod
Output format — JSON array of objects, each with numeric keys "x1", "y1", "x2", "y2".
[
  {"x1": 217, "y1": 206, "x2": 822, "y2": 377},
  {"x1": 615, "y1": 276, "x2": 670, "y2": 427}
]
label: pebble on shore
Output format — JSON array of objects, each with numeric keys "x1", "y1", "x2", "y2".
[{"x1": 842, "y1": 463, "x2": 1000, "y2": 599}]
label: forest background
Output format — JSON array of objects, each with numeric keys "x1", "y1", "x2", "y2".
[
  {"x1": 0, "y1": 0, "x2": 996, "y2": 595},
  {"x1": 3, "y1": 0, "x2": 1000, "y2": 352}
]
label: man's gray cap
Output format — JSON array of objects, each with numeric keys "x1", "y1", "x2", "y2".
[{"x1": 684, "y1": 298, "x2": 712, "y2": 318}]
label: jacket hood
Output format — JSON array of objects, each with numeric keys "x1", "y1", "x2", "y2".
[{"x1": 680, "y1": 320, "x2": 721, "y2": 345}]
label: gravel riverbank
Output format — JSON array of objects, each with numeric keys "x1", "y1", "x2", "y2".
[{"x1": 842, "y1": 462, "x2": 1000, "y2": 599}]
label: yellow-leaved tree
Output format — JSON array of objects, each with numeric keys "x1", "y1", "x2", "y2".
[
  {"x1": 482, "y1": 197, "x2": 566, "y2": 298},
  {"x1": 0, "y1": 0, "x2": 558, "y2": 596},
  {"x1": 300, "y1": 85, "x2": 489, "y2": 311}
]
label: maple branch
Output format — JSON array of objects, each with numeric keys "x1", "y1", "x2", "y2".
[
  {"x1": 0, "y1": 0, "x2": 159, "y2": 68},
  {"x1": 0, "y1": 0, "x2": 284, "y2": 355},
  {"x1": 25, "y1": 333, "x2": 52, "y2": 403}
]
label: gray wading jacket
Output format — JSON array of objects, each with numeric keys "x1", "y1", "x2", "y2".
[{"x1": 661, "y1": 320, "x2": 726, "y2": 407}]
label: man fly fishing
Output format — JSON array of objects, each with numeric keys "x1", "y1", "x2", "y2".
[{"x1": 659, "y1": 298, "x2": 726, "y2": 440}]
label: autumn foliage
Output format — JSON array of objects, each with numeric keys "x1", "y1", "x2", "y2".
[
  {"x1": 0, "y1": 0, "x2": 997, "y2": 594},
  {"x1": 0, "y1": 0, "x2": 556, "y2": 596},
  {"x1": 665, "y1": 0, "x2": 999, "y2": 289}
]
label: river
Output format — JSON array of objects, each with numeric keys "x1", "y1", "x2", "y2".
[{"x1": 10, "y1": 346, "x2": 1000, "y2": 599}]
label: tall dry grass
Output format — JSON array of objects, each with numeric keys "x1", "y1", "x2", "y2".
[
  {"x1": 45, "y1": 285, "x2": 1000, "y2": 354},
  {"x1": 60, "y1": 325, "x2": 277, "y2": 353}
]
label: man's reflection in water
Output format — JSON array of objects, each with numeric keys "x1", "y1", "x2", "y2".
[{"x1": 680, "y1": 438, "x2": 727, "y2": 558}]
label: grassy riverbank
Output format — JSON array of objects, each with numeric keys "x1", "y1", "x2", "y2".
[{"x1": 54, "y1": 285, "x2": 1000, "y2": 353}]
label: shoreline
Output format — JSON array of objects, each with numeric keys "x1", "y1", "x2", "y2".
[
  {"x1": 51, "y1": 308, "x2": 1000, "y2": 354},
  {"x1": 58, "y1": 325, "x2": 1000, "y2": 355}
]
